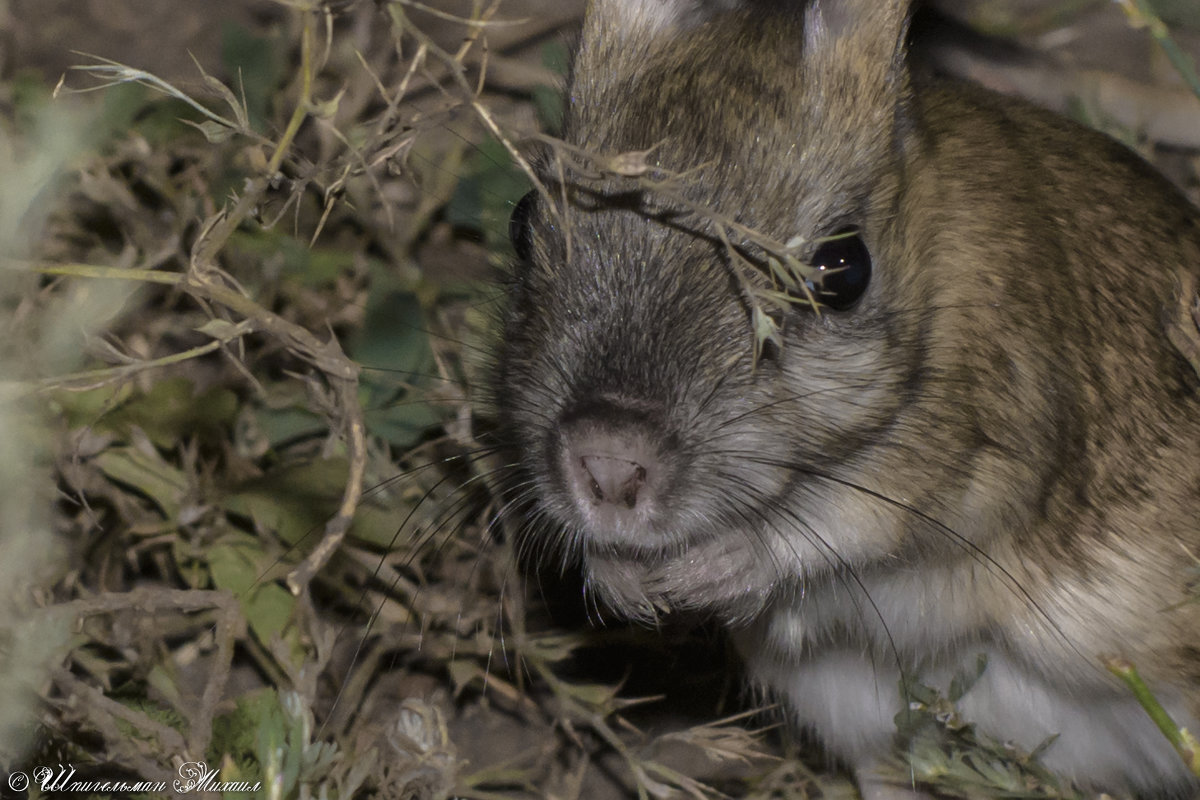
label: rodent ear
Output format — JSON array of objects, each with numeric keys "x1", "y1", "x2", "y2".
[
  {"x1": 581, "y1": 0, "x2": 911, "y2": 53},
  {"x1": 581, "y1": 0, "x2": 741, "y2": 41},
  {"x1": 804, "y1": 0, "x2": 911, "y2": 89},
  {"x1": 572, "y1": 0, "x2": 741, "y2": 121}
]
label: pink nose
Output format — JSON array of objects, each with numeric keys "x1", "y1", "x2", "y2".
[
  {"x1": 558, "y1": 416, "x2": 664, "y2": 538},
  {"x1": 579, "y1": 454, "x2": 648, "y2": 509}
]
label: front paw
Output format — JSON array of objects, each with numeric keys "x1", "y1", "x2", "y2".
[
  {"x1": 584, "y1": 535, "x2": 776, "y2": 624},
  {"x1": 644, "y1": 548, "x2": 775, "y2": 624},
  {"x1": 583, "y1": 554, "x2": 669, "y2": 622}
]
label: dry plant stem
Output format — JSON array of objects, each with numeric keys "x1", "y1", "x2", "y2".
[
  {"x1": 1117, "y1": 0, "x2": 1200, "y2": 99},
  {"x1": 52, "y1": 588, "x2": 243, "y2": 759},
  {"x1": 529, "y1": 660, "x2": 658, "y2": 800},
  {"x1": 61, "y1": 56, "x2": 269, "y2": 149},
  {"x1": 400, "y1": 0, "x2": 520, "y2": 28},
  {"x1": 393, "y1": 2, "x2": 561, "y2": 230},
  {"x1": 50, "y1": 327, "x2": 250, "y2": 390},
  {"x1": 50, "y1": 672, "x2": 183, "y2": 782},
  {"x1": 7, "y1": 263, "x2": 255, "y2": 390},
  {"x1": 369, "y1": 39, "x2": 427, "y2": 142},
  {"x1": 21, "y1": 263, "x2": 183, "y2": 285},
  {"x1": 47, "y1": 8, "x2": 370, "y2": 594},
  {"x1": 536, "y1": 135, "x2": 820, "y2": 357},
  {"x1": 536, "y1": 135, "x2": 819, "y2": 279},
  {"x1": 1168, "y1": 269, "x2": 1200, "y2": 380},
  {"x1": 322, "y1": 639, "x2": 389, "y2": 736},
  {"x1": 1105, "y1": 656, "x2": 1200, "y2": 776},
  {"x1": 176, "y1": 5, "x2": 365, "y2": 594},
  {"x1": 385, "y1": 2, "x2": 577, "y2": 101},
  {"x1": 269, "y1": 4, "x2": 317, "y2": 178},
  {"x1": 16, "y1": 256, "x2": 367, "y2": 506},
  {"x1": 455, "y1": 731, "x2": 560, "y2": 794},
  {"x1": 318, "y1": 39, "x2": 429, "y2": 240}
]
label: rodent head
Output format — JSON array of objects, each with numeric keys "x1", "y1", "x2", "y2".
[
  {"x1": 491, "y1": 0, "x2": 1021, "y2": 622},
  {"x1": 490, "y1": 0, "x2": 930, "y2": 622}
]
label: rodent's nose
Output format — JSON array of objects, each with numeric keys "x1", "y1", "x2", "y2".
[
  {"x1": 558, "y1": 415, "x2": 666, "y2": 539},
  {"x1": 578, "y1": 454, "x2": 647, "y2": 509}
]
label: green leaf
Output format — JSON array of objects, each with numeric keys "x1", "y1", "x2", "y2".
[
  {"x1": 252, "y1": 405, "x2": 328, "y2": 449},
  {"x1": 207, "y1": 532, "x2": 265, "y2": 596},
  {"x1": 350, "y1": 270, "x2": 448, "y2": 447},
  {"x1": 217, "y1": 756, "x2": 261, "y2": 800},
  {"x1": 210, "y1": 688, "x2": 282, "y2": 764},
  {"x1": 145, "y1": 664, "x2": 184, "y2": 715},
  {"x1": 54, "y1": 382, "x2": 135, "y2": 430},
  {"x1": 112, "y1": 696, "x2": 187, "y2": 741},
  {"x1": 1148, "y1": 0, "x2": 1200, "y2": 29},
  {"x1": 352, "y1": 281, "x2": 432, "y2": 380},
  {"x1": 245, "y1": 582, "x2": 296, "y2": 647},
  {"x1": 187, "y1": 119, "x2": 236, "y2": 144},
  {"x1": 221, "y1": 22, "x2": 284, "y2": 132},
  {"x1": 223, "y1": 459, "x2": 347, "y2": 546},
  {"x1": 948, "y1": 653, "x2": 988, "y2": 702},
  {"x1": 281, "y1": 693, "x2": 310, "y2": 792},
  {"x1": 93, "y1": 445, "x2": 188, "y2": 518},
  {"x1": 223, "y1": 457, "x2": 418, "y2": 551},
  {"x1": 66, "y1": 377, "x2": 238, "y2": 450},
  {"x1": 533, "y1": 40, "x2": 569, "y2": 134},
  {"x1": 446, "y1": 135, "x2": 532, "y2": 258},
  {"x1": 195, "y1": 318, "x2": 244, "y2": 339},
  {"x1": 207, "y1": 532, "x2": 297, "y2": 649},
  {"x1": 363, "y1": 394, "x2": 443, "y2": 449},
  {"x1": 343, "y1": 502, "x2": 412, "y2": 551},
  {"x1": 255, "y1": 691, "x2": 290, "y2": 794},
  {"x1": 226, "y1": 229, "x2": 355, "y2": 286}
]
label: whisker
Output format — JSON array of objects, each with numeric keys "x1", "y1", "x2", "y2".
[
  {"x1": 725, "y1": 450, "x2": 1082, "y2": 660},
  {"x1": 713, "y1": 471, "x2": 908, "y2": 688}
]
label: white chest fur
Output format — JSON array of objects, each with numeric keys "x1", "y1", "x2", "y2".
[{"x1": 737, "y1": 575, "x2": 1200, "y2": 795}]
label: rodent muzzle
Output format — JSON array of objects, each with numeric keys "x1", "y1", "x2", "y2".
[{"x1": 557, "y1": 411, "x2": 668, "y2": 546}]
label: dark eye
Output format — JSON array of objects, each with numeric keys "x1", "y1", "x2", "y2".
[
  {"x1": 805, "y1": 228, "x2": 872, "y2": 311},
  {"x1": 509, "y1": 190, "x2": 536, "y2": 262}
]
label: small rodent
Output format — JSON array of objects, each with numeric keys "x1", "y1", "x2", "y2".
[{"x1": 492, "y1": 0, "x2": 1200, "y2": 795}]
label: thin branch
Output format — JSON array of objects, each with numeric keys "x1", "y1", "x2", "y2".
[
  {"x1": 1167, "y1": 268, "x2": 1200, "y2": 380},
  {"x1": 1117, "y1": 0, "x2": 1200, "y2": 100},
  {"x1": 1106, "y1": 655, "x2": 1200, "y2": 776}
]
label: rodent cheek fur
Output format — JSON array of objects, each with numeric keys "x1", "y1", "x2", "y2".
[{"x1": 497, "y1": 216, "x2": 944, "y2": 628}]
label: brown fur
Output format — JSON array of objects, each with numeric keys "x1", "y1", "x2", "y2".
[{"x1": 493, "y1": 0, "x2": 1200, "y2": 793}]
